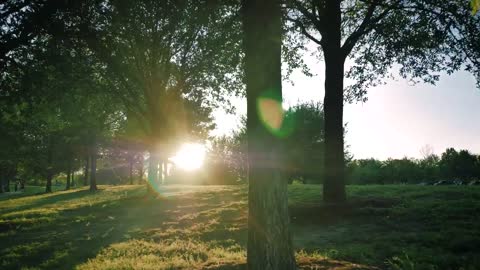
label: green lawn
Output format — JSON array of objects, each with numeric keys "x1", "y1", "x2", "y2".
[{"x1": 0, "y1": 184, "x2": 479, "y2": 270}]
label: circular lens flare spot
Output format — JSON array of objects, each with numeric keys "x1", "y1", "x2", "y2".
[{"x1": 258, "y1": 97, "x2": 284, "y2": 131}]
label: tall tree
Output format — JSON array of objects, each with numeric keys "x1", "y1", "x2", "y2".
[
  {"x1": 287, "y1": 0, "x2": 480, "y2": 203},
  {"x1": 242, "y1": 0, "x2": 296, "y2": 269},
  {"x1": 75, "y1": 0, "x2": 241, "y2": 192}
]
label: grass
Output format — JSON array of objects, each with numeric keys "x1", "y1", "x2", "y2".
[{"x1": 0, "y1": 184, "x2": 479, "y2": 270}]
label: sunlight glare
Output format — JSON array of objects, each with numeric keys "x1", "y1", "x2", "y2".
[{"x1": 170, "y1": 143, "x2": 206, "y2": 171}]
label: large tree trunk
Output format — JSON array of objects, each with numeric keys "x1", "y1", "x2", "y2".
[
  {"x1": 89, "y1": 135, "x2": 98, "y2": 191},
  {"x1": 84, "y1": 155, "x2": 90, "y2": 186},
  {"x1": 243, "y1": 0, "x2": 296, "y2": 269},
  {"x1": 321, "y1": 0, "x2": 347, "y2": 204}
]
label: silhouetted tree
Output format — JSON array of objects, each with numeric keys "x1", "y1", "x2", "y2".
[
  {"x1": 439, "y1": 148, "x2": 478, "y2": 180},
  {"x1": 287, "y1": 0, "x2": 480, "y2": 203}
]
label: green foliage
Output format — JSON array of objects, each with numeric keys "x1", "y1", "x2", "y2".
[
  {"x1": 472, "y1": 0, "x2": 480, "y2": 14},
  {"x1": 208, "y1": 117, "x2": 248, "y2": 180},
  {"x1": 284, "y1": 102, "x2": 326, "y2": 183},
  {"x1": 348, "y1": 148, "x2": 480, "y2": 184},
  {"x1": 73, "y1": 0, "x2": 241, "y2": 149},
  {"x1": 210, "y1": 102, "x2": 353, "y2": 184},
  {"x1": 0, "y1": 1, "x2": 238, "y2": 189},
  {"x1": 288, "y1": 0, "x2": 480, "y2": 100}
]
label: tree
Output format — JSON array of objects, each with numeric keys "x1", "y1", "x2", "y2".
[
  {"x1": 284, "y1": 102, "x2": 325, "y2": 183},
  {"x1": 287, "y1": 0, "x2": 480, "y2": 203},
  {"x1": 0, "y1": 15, "x2": 125, "y2": 192},
  {"x1": 347, "y1": 158, "x2": 385, "y2": 184},
  {"x1": 439, "y1": 148, "x2": 478, "y2": 180},
  {"x1": 73, "y1": 0, "x2": 241, "y2": 192},
  {"x1": 242, "y1": 0, "x2": 296, "y2": 268}
]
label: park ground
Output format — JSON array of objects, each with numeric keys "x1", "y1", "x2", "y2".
[{"x1": 0, "y1": 184, "x2": 479, "y2": 270}]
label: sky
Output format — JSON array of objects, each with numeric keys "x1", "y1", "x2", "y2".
[{"x1": 211, "y1": 56, "x2": 480, "y2": 160}]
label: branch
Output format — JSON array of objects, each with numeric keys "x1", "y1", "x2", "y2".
[
  {"x1": 286, "y1": 17, "x2": 322, "y2": 45},
  {"x1": 289, "y1": 0, "x2": 326, "y2": 35},
  {"x1": 342, "y1": 0, "x2": 379, "y2": 57},
  {"x1": 342, "y1": 0, "x2": 399, "y2": 57}
]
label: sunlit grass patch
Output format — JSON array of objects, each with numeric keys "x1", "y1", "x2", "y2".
[
  {"x1": 0, "y1": 208, "x2": 59, "y2": 229},
  {"x1": 77, "y1": 239, "x2": 246, "y2": 270},
  {"x1": 295, "y1": 250, "x2": 377, "y2": 270}
]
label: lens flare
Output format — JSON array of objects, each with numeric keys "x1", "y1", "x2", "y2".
[
  {"x1": 170, "y1": 143, "x2": 206, "y2": 171},
  {"x1": 258, "y1": 97, "x2": 284, "y2": 130},
  {"x1": 257, "y1": 91, "x2": 295, "y2": 138}
]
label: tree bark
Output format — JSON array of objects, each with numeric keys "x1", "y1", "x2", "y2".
[
  {"x1": 321, "y1": 0, "x2": 347, "y2": 204},
  {"x1": 129, "y1": 156, "x2": 134, "y2": 185},
  {"x1": 159, "y1": 158, "x2": 164, "y2": 185},
  {"x1": 0, "y1": 170, "x2": 4, "y2": 193},
  {"x1": 5, "y1": 175, "x2": 10, "y2": 192},
  {"x1": 147, "y1": 150, "x2": 158, "y2": 193},
  {"x1": 45, "y1": 136, "x2": 53, "y2": 193},
  {"x1": 243, "y1": 0, "x2": 296, "y2": 269},
  {"x1": 72, "y1": 170, "x2": 75, "y2": 187},
  {"x1": 138, "y1": 156, "x2": 144, "y2": 184},
  {"x1": 66, "y1": 158, "x2": 72, "y2": 190},
  {"x1": 84, "y1": 155, "x2": 90, "y2": 186},
  {"x1": 89, "y1": 135, "x2": 98, "y2": 191}
]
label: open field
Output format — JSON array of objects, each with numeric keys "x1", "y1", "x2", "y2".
[{"x1": 1, "y1": 184, "x2": 479, "y2": 270}]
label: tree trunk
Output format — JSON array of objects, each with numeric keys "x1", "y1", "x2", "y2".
[
  {"x1": 0, "y1": 170, "x2": 4, "y2": 193},
  {"x1": 46, "y1": 173, "x2": 53, "y2": 193},
  {"x1": 243, "y1": 0, "x2": 296, "y2": 269},
  {"x1": 66, "y1": 160, "x2": 72, "y2": 190},
  {"x1": 159, "y1": 158, "x2": 164, "y2": 185},
  {"x1": 72, "y1": 171, "x2": 75, "y2": 187},
  {"x1": 5, "y1": 176, "x2": 10, "y2": 192},
  {"x1": 321, "y1": 0, "x2": 347, "y2": 204},
  {"x1": 45, "y1": 136, "x2": 54, "y2": 193},
  {"x1": 147, "y1": 150, "x2": 158, "y2": 193},
  {"x1": 138, "y1": 156, "x2": 144, "y2": 184},
  {"x1": 89, "y1": 135, "x2": 98, "y2": 191},
  {"x1": 84, "y1": 155, "x2": 89, "y2": 186},
  {"x1": 129, "y1": 156, "x2": 134, "y2": 185}
]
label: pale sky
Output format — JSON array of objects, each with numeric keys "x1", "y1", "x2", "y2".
[{"x1": 211, "y1": 55, "x2": 480, "y2": 160}]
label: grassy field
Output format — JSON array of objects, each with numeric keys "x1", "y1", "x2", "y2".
[{"x1": 0, "y1": 184, "x2": 479, "y2": 270}]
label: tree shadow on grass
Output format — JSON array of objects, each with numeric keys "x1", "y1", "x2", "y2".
[
  {"x1": 0, "y1": 188, "x2": 102, "y2": 214},
  {"x1": 0, "y1": 185, "x2": 378, "y2": 270},
  {"x1": 0, "y1": 191, "x2": 165, "y2": 269}
]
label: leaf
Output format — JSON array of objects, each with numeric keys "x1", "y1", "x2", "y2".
[{"x1": 472, "y1": 0, "x2": 480, "y2": 14}]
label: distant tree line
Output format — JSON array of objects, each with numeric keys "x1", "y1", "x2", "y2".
[
  {"x1": 211, "y1": 105, "x2": 480, "y2": 185},
  {"x1": 347, "y1": 148, "x2": 480, "y2": 184},
  {"x1": 210, "y1": 102, "x2": 352, "y2": 184}
]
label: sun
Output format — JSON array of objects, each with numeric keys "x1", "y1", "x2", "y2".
[{"x1": 170, "y1": 143, "x2": 206, "y2": 171}]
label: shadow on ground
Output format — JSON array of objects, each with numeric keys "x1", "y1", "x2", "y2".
[
  {"x1": 0, "y1": 185, "x2": 377, "y2": 270},
  {"x1": 2, "y1": 184, "x2": 479, "y2": 269}
]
